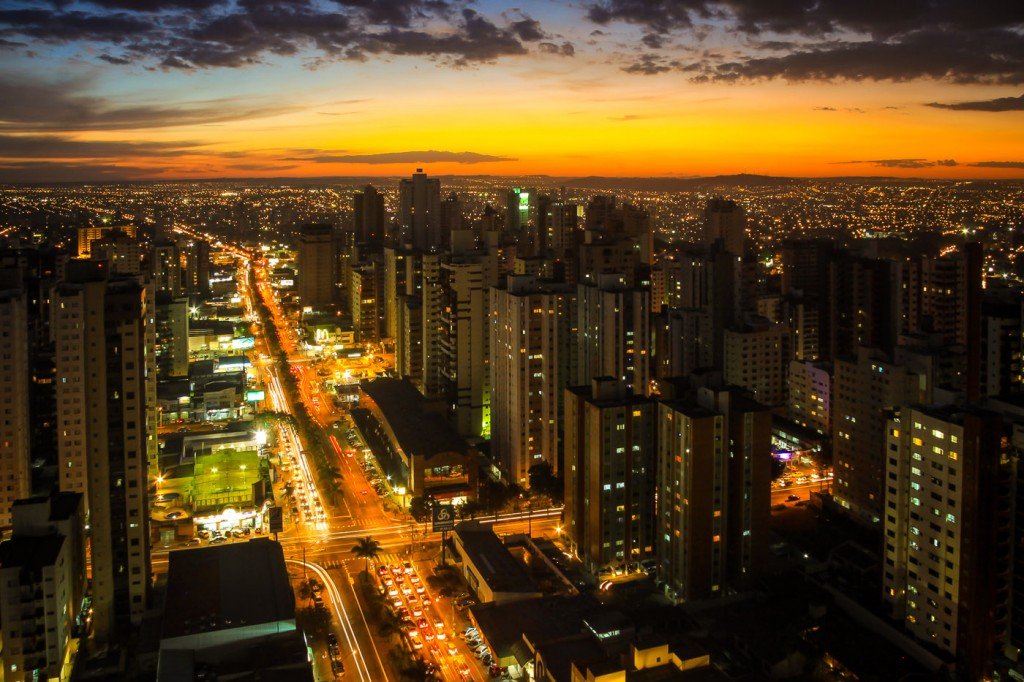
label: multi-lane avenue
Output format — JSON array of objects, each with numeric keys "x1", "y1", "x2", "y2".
[{"x1": 164, "y1": 226, "x2": 561, "y2": 680}]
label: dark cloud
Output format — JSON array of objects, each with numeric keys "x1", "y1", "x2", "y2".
[
  {"x1": 969, "y1": 161, "x2": 1024, "y2": 169},
  {"x1": 641, "y1": 32, "x2": 664, "y2": 49},
  {"x1": 538, "y1": 41, "x2": 574, "y2": 57},
  {"x1": 0, "y1": 133, "x2": 203, "y2": 157},
  {"x1": 85, "y1": 0, "x2": 228, "y2": 10},
  {"x1": 838, "y1": 158, "x2": 958, "y2": 169},
  {"x1": 0, "y1": 0, "x2": 550, "y2": 69},
  {"x1": 696, "y1": 30, "x2": 1024, "y2": 85},
  {"x1": 0, "y1": 75, "x2": 298, "y2": 131},
  {"x1": 586, "y1": 1, "x2": 1021, "y2": 39},
  {"x1": 287, "y1": 150, "x2": 515, "y2": 164},
  {"x1": 814, "y1": 106, "x2": 837, "y2": 111},
  {"x1": 0, "y1": 160, "x2": 157, "y2": 182},
  {"x1": 622, "y1": 53, "x2": 674, "y2": 75},
  {"x1": 927, "y1": 93, "x2": 1024, "y2": 112},
  {"x1": 509, "y1": 17, "x2": 545, "y2": 42},
  {"x1": 228, "y1": 163, "x2": 298, "y2": 171},
  {"x1": 98, "y1": 53, "x2": 130, "y2": 64},
  {"x1": 586, "y1": 2, "x2": 1024, "y2": 84}
]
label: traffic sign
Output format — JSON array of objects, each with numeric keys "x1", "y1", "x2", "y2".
[
  {"x1": 432, "y1": 504, "x2": 455, "y2": 532},
  {"x1": 268, "y1": 505, "x2": 283, "y2": 534}
]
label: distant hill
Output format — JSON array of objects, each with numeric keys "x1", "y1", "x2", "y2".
[{"x1": 563, "y1": 174, "x2": 800, "y2": 190}]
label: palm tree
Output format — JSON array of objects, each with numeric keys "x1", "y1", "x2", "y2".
[
  {"x1": 297, "y1": 577, "x2": 320, "y2": 602},
  {"x1": 350, "y1": 536, "x2": 382, "y2": 574}
]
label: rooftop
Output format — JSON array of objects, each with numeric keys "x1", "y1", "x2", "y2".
[
  {"x1": 161, "y1": 539, "x2": 293, "y2": 641},
  {"x1": 454, "y1": 521, "x2": 539, "y2": 595},
  {"x1": 360, "y1": 377, "x2": 470, "y2": 459},
  {"x1": 0, "y1": 534, "x2": 65, "y2": 570}
]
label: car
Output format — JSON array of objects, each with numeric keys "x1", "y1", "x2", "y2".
[
  {"x1": 392, "y1": 598, "x2": 403, "y2": 608},
  {"x1": 403, "y1": 561, "x2": 414, "y2": 574},
  {"x1": 186, "y1": 538, "x2": 201, "y2": 546},
  {"x1": 377, "y1": 565, "x2": 389, "y2": 576},
  {"x1": 415, "y1": 585, "x2": 426, "y2": 594},
  {"x1": 209, "y1": 536, "x2": 227, "y2": 544},
  {"x1": 383, "y1": 578, "x2": 394, "y2": 586},
  {"x1": 434, "y1": 620, "x2": 444, "y2": 631},
  {"x1": 411, "y1": 606, "x2": 423, "y2": 617},
  {"x1": 412, "y1": 640, "x2": 423, "y2": 650},
  {"x1": 402, "y1": 587, "x2": 413, "y2": 595},
  {"x1": 447, "y1": 643, "x2": 458, "y2": 656},
  {"x1": 786, "y1": 494, "x2": 800, "y2": 502},
  {"x1": 197, "y1": 529, "x2": 210, "y2": 539},
  {"x1": 327, "y1": 633, "x2": 337, "y2": 647},
  {"x1": 410, "y1": 575, "x2": 421, "y2": 584},
  {"x1": 387, "y1": 589, "x2": 399, "y2": 597},
  {"x1": 417, "y1": 618, "x2": 429, "y2": 629},
  {"x1": 166, "y1": 511, "x2": 184, "y2": 520},
  {"x1": 436, "y1": 632, "x2": 446, "y2": 640}
]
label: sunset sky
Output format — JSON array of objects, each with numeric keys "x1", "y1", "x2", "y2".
[{"x1": 0, "y1": 0, "x2": 1022, "y2": 181}]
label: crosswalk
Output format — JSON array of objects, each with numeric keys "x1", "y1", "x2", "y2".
[{"x1": 316, "y1": 552, "x2": 403, "y2": 571}]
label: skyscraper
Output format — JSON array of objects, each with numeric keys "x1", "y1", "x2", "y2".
[
  {"x1": 399, "y1": 170, "x2": 442, "y2": 250},
  {"x1": 53, "y1": 264, "x2": 151, "y2": 641}
]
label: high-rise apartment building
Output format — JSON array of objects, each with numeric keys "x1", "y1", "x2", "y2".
[
  {"x1": 155, "y1": 293, "x2": 189, "y2": 378},
  {"x1": 399, "y1": 170, "x2": 442, "y2": 250},
  {"x1": 577, "y1": 273, "x2": 650, "y2": 396},
  {"x1": 883, "y1": 406, "x2": 1011, "y2": 681},
  {"x1": 723, "y1": 317, "x2": 790, "y2": 407},
  {"x1": 77, "y1": 224, "x2": 137, "y2": 259},
  {"x1": 0, "y1": 492, "x2": 86, "y2": 681},
  {"x1": 296, "y1": 223, "x2": 336, "y2": 307},
  {"x1": 490, "y1": 275, "x2": 578, "y2": 485},
  {"x1": 53, "y1": 265, "x2": 151, "y2": 641},
  {"x1": 349, "y1": 261, "x2": 382, "y2": 342},
  {"x1": 652, "y1": 307, "x2": 714, "y2": 380},
  {"x1": 152, "y1": 241, "x2": 182, "y2": 297},
  {"x1": 440, "y1": 247, "x2": 500, "y2": 438},
  {"x1": 655, "y1": 386, "x2": 771, "y2": 602},
  {"x1": 419, "y1": 252, "x2": 448, "y2": 397},
  {"x1": 656, "y1": 400, "x2": 724, "y2": 601},
  {"x1": 563, "y1": 378, "x2": 656, "y2": 573},
  {"x1": 702, "y1": 198, "x2": 746, "y2": 257},
  {"x1": 0, "y1": 273, "x2": 30, "y2": 527},
  {"x1": 787, "y1": 360, "x2": 832, "y2": 435},
  {"x1": 832, "y1": 347, "x2": 931, "y2": 525},
  {"x1": 353, "y1": 184, "x2": 386, "y2": 245}
]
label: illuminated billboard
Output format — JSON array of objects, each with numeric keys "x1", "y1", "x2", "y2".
[{"x1": 245, "y1": 390, "x2": 266, "y2": 402}]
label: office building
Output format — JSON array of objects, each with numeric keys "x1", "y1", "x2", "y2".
[
  {"x1": 399, "y1": 169, "x2": 442, "y2": 250},
  {"x1": 53, "y1": 265, "x2": 151, "y2": 641},
  {"x1": 832, "y1": 347, "x2": 931, "y2": 525},
  {"x1": 490, "y1": 275, "x2": 578, "y2": 485},
  {"x1": 577, "y1": 273, "x2": 650, "y2": 396},
  {"x1": 563, "y1": 378, "x2": 656, "y2": 573},
  {"x1": 723, "y1": 317, "x2": 790, "y2": 407},
  {"x1": 0, "y1": 273, "x2": 30, "y2": 528},
  {"x1": 296, "y1": 223, "x2": 336, "y2": 307},
  {"x1": 702, "y1": 198, "x2": 746, "y2": 256},
  {"x1": 883, "y1": 406, "x2": 1011, "y2": 681}
]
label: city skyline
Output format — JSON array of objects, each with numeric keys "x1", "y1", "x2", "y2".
[{"x1": 1, "y1": 1, "x2": 1023, "y2": 182}]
